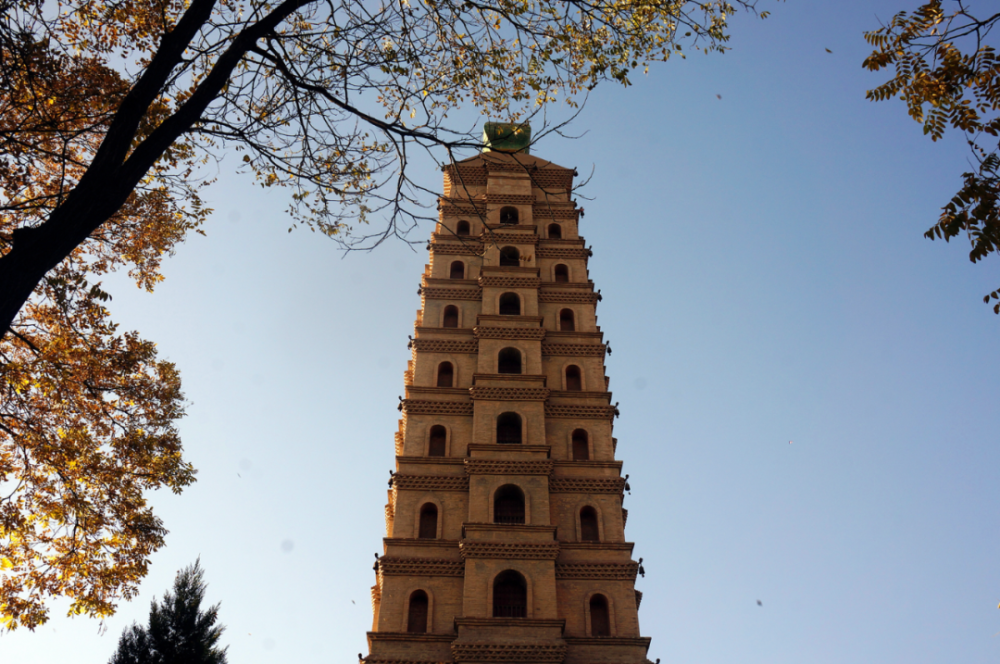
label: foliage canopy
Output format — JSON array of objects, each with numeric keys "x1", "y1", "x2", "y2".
[{"x1": 864, "y1": 0, "x2": 1000, "y2": 312}]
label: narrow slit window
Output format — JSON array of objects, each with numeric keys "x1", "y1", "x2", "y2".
[
  {"x1": 580, "y1": 506, "x2": 599, "y2": 542},
  {"x1": 443, "y1": 305, "x2": 459, "y2": 328},
  {"x1": 559, "y1": 308, "x2": 575, "y2": 331},
  {"x1": 437, "y1": 362, "x2": 454, "y2": 388},
  {"x1": 418, "y1": 504, "x2": 438, "y2": 539},
  {"x1": 449, "y1": 261, "x2": 465, "y2": 279},
  {"x1": 428, "y1": 425, "x2": 447, "y2": 457},
  {"x1": 407, "y1": 590, "x2": 429, "y2": 632},
  {"x1": 565, "y1": 365, "x2": 582, "y2": 391},
  {"x1": 589, "y1": 594, "x2": 610, "y2": 636},
  {"x1": 572, "y1": 429, "x2": 589, "y2": 460}
]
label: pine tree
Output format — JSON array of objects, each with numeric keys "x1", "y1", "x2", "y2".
[{"x1": 108, "y1": 560, "x2": 228, "y2": 664}]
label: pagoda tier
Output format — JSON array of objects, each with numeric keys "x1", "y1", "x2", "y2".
[{"x1": 364, "y1": 149, "x2": 651, "y2": 664}]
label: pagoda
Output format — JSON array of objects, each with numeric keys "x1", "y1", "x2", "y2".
[{"x1": 364, "y1": 124, "x2": 651, "y2": 664}]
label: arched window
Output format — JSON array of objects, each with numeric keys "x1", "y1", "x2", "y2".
[
  {"x1": 499, "y1": 246, "x2": 520, "y2": 267},
  {"x1": 418, "y1": 504, "x2": 438, "y2": 539},
  {"x1": 493, "y1": 571, "x2": 527, "y2": 618},
  {"x1": 589, "y1": 594, "x2": 610, "y2": 636},
  {"x1": 450, "y1": 261, "x2": 465, "y2": 279},
  {"x1": 499, "y1": 293, "x2": 521, "y2": 316},
  {"x1": 443, "y1": 305, "x2": 459, "y2": 328},
  {"x1": 496, "y1": 412, "x2": 522, "y2": 445},
  {"x1": 580, "y1": 506, "x2": 599, "y2": 542},
  {"x1": 498, "y1": 347, "x2": 522, "y2": 374},
  {"x1": 428, "y1": 425, "x2": 447, "y2": 457},
  {"x1": 565, "y1": 365, "x2": 582, "y2": 391},
  {"x1": 559, "y1": 308, "x2": 575, "y2": 331},
  {"x1": 554, "y1": 264, "x2": 569, "y2": 282},
  {"x1": 548, "y1": 223, "x2": 562, "y2": 239},
  {"x1": 437, "y1": 362, "x2": 454, "y2": 388},
  {"x1": 456, "y1": 220, "x2": 471, "y2": 236},
  {"x1": 572, "y1": 429, "x2": 589, "y2": 461},
  {"x1": 407, "y1": 590, "x2": 429, "y2": 632},
  {"x1": 500, "y1": 207, "x2": 519, "y2": 225},
  {"x1": 494, "y1": 485, "x2": 526, "y2": 525}
]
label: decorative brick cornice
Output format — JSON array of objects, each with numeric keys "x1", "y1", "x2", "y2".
[
  {"x1": 430, "y1": 243, "x2": 483, "y2": 256},
  {"x1": 544, "y1": 404, "x2": 616, "y2": 419},
  {"x1": 482, "y1": 232, "x2": 539, "y2": 245},
  {"x1": 555, "y1": 562, "x2": 639, "y2": 580},
  {"x1": 459, "y1": 541, "x2": 561, "y2": 560},
  {"x1": 534, "y1": 207, "x2": 579, "y2": 220},
  {"x1": 464, "y1": 459, "x2": 554, "y2": 475},
  {"x1": 487, "y1": 194, "x2": 535, "y2": 205},
  {"x1": 538, "y1": 291, "x2": 599, "y2": 304},
  {"x1": 413, "y1": 339, "x2": 479, "y2": 353},
  {"x1": 422, "y1": 287, "x2": 483, "y2": 301},
  {"x1": 451, "y1": 644, "x2": 567, "y2": 663},
  {"x1": 548, "y1": 477, "x2": 625, "y2": 493},
  {"x1": 402, "y1": 400, "x2": 475, "y2": 416},
  {"x1": 479, "y1": 276, "x2": 541, "y2": 289},
  {"x1": 440, "y1": 202, "x2": 487, "y2": 216},
  {"x1": 378, "y1": 557, "x2": 465, "y2": 577},
  {"x1": 536, "y1": 248, "x2": 589, "y2": 259},
  {"x1": 469, "y1": 387, "x2": 550, "y2": 401},
  {"x1": 392, "y1": 475, "x2": 470, "y2": 491},
  {"x1": 474, "y1": 327, "x2": 547, "y2": 340},
  {"x1": 562, "y1": 637, "x2": 651, "y2": 649},
  {"x1": 541, "y1": 343, "x2": 606, "y2": 357},
  {"x1": 444, "y1": 165, "x2": 488, "y2": 186},
  {"x1": 369, "y1": 632, "x2": 458, "y2": 643}
]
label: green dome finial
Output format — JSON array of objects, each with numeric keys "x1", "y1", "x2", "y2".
[{"x1": 482, "y1": 122, "x2": 531, "y2": 154}]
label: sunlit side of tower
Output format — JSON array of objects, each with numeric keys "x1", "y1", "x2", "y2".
[{"x1": 364, "y1": 124, "x2": 650, "y2": 664}]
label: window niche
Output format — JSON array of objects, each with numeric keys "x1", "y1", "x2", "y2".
[
  {"x1": 499, "y1": 246, "x2": 520, "y2": 267},
  {"x1": 442, "y1": 305, "x2": 459, "y2": 328},
  {"x1": 493, "y1": 571, "x2": 527, "y2": 618},
  {"x1": 498, "y1": 293, "x2": 521, "y2": 316},
  {"x1": 436, "y1": 362, "x2": 454, "y2": 388},
  {"x1": 418, "y1": 504, "x2": 438, "y2": 539},
  {"x1": 497, "y1": 347, "x2": 522, "y2": 374},
  {"x1": 428, "y1": 425, "x2": 447, "y2": 457},
  {"x1": 499, "y1": 207, "x2": 519, "y2": 225},
  {"x1": 407, "y1": 590, "x2": 429, "y2": 632},
  {"x1": 496, "y1": 412, "x2": 523, "y2": 445},
  {"x1": 559, "y1": 308, "x2": 575, "y2": 331}
]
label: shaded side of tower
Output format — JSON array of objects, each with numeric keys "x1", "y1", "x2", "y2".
[{"x1": 365, "y1": 149, "x2": 650, "y2": 664}]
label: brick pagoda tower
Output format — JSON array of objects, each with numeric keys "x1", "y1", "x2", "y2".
[{"x1": 365, "y1": 124, "x2": 650, "y2": 664}]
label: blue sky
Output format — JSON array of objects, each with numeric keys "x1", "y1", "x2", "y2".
[{"x1": 5, "y1": 1, "x2": 1000, "y2": 663}]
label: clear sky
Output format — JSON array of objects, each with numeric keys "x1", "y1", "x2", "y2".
[{"x1": 5, "y1": 2, "x2": 1000, "y2": 663}]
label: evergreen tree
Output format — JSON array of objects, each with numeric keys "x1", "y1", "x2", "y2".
[{"x1": 108, "y1": 561, "x2": 228, "y2": 664}]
